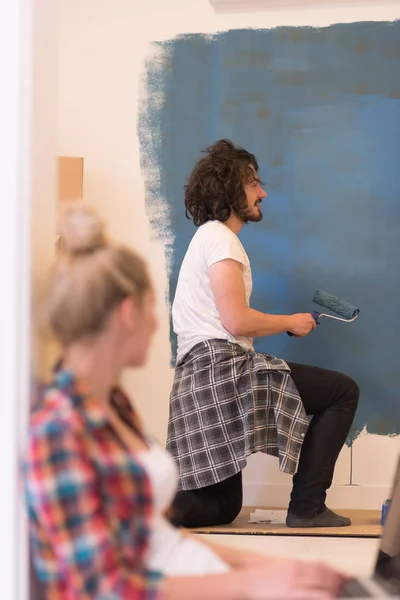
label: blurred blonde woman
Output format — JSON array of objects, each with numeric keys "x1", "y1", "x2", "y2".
[{"x1": 24, "y1": 204, "x2": 349, "y2": 599}]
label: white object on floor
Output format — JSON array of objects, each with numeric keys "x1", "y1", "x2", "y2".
[{"x1": 249, "y1": 509, "x2": 287, "y2": 524}]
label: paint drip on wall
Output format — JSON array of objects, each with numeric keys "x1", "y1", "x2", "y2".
[{"x1": 138, "y1": 21, "x2": 400, "y2": 440}]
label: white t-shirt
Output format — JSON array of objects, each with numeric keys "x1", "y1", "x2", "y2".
[
  {"x1": 139, "y1": 444, "x2": 229, "y2": 576},
  {"x1": 172, "y1": 220, "x2": 254, "y2": 363}
]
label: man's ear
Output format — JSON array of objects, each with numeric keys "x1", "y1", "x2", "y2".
[{"x1": 118, "y1": 296, "x2": 140, "y2": 332}]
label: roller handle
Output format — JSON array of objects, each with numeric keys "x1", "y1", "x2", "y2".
[{"x1": 287, "y1": 311, "x2": 321, "y2": 337}]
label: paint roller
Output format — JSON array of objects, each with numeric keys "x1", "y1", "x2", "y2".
[{"x1": 287, "y1": 289, "x2": 360, "y2": 336}]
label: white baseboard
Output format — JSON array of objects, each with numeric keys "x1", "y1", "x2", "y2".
[{"x1": 243, "y1": 483, "x2": 391, "y2": 510}]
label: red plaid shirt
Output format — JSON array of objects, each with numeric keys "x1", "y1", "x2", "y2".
[{"x1": 24, "y1": 369, "x2": 163, "y2": 599}]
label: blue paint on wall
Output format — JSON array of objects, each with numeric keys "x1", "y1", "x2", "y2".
[{"x1": 138, "y1": 21, "x2": 400, "y2": 438}]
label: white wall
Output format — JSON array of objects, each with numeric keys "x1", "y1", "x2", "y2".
[{"x1": 58, "y1": 0, "x2": 400, "y2": 509}]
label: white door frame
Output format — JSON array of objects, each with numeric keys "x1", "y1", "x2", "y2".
[{"x1": 0, "y1": 1, "x2": 58, "y2": 598}]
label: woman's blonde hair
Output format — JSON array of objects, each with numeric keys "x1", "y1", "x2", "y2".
[{"x1": 47, "y1": 203, "x2": 151, "y2": 346}]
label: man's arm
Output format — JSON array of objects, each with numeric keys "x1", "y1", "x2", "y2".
[{"x1": 209, "y1": 259, "x2": 316, "y2": 338}]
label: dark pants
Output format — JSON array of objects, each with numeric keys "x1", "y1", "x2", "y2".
[{"x1": 170, "y1": 363, "x2": 359, "y2": 527}]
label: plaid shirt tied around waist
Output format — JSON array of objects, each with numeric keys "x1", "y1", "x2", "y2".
[{"x1": 167, "y1": 340, "x2": 309, "y2": 491}]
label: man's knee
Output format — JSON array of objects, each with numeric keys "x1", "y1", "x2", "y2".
[
  {"x1": 221, "y1": 494, "x2": 242, "y2": 524},
  {"x1": 340, "y1": 374, "x2": 360, "y2": 411}
]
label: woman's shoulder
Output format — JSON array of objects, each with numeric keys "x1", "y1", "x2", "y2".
[{"x1": 28, "y1": 382, "x2": 84, "y2": 441}]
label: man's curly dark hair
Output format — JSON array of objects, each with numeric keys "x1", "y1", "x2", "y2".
[{"x1": 184, "y1": 139, "x2": 260, "y2": 226}]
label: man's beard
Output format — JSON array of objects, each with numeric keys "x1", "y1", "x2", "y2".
[{"x1": 239, "y1": 204, "x2": 263, "y2": 224}]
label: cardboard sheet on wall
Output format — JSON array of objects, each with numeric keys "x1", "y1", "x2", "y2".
[{"x1": 58, "y1": 156, "x2": 83, "y2": 202}]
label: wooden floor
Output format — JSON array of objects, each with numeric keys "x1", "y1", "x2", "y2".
[{"x1": 190, "y1": 507, "x2": 382, "y2": 538}]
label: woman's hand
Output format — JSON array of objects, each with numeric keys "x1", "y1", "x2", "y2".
[
  {"x1": 245, "y1": 558, "x2": 351, "y2": 599},
  {"x1": 172, "y1": 534, "x2": 350, "y2": 598}
]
